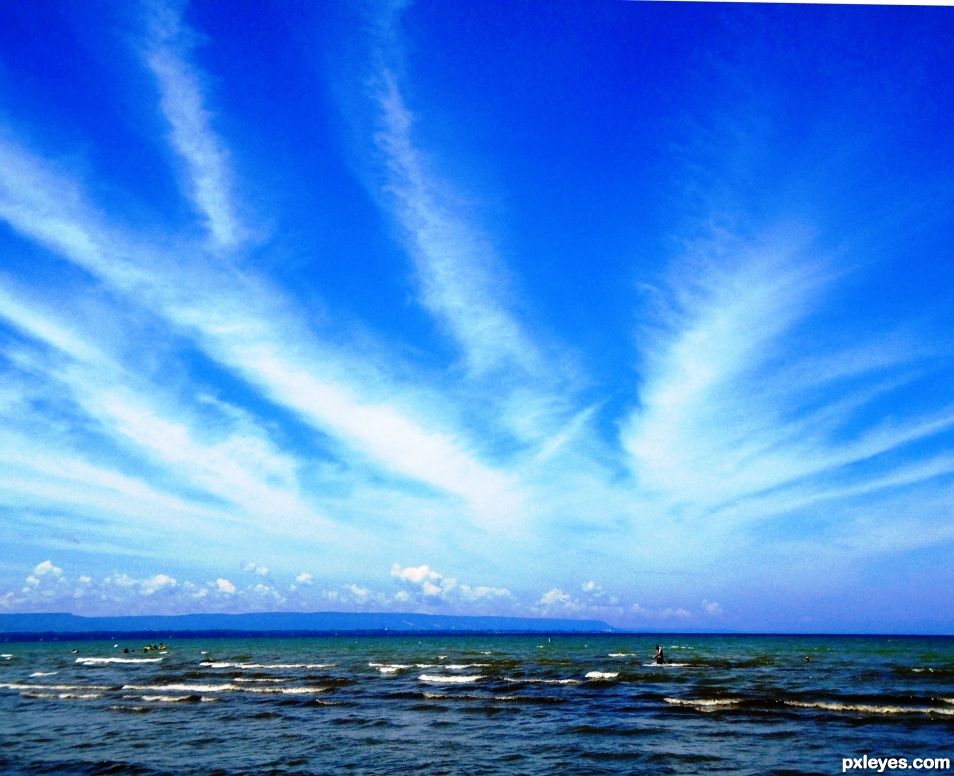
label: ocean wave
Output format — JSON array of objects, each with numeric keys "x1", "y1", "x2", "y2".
[
  {"x1": 233, "y1": 677, "x2": 284, "y2": 683},
  {"x1": 370, "y1": 663, "x2": 412, "y2": 673},
  {"x1": 1, "y1": 654, "x2": 13, "y2": 659},
  {"x1": 21, "y1": 691, "x2": 103, "y2": 700},
  {"x1": 785, "y1": 700, "x2": 954, "y2": 716},
  {"x1": 1, "y1": 682, "x2": 113, "y2": 691},
  {"x1": 122, "y1": 683, "x2": 237, "y2": 693},
  {"x1": 418, "y1": 674, "x2": 483, "y2": 684},
  {"x1": 503, "y1": 677, "x2": 581, "y2": 685},
  {"x1": 241, "y1": 686, "x2": 329, "y2": 695},
  {"x1": 29, "y1": 672, "x2": 57, "y2": 677},
  {"x1": 77, "y1": 657, "x2": 163, "y2": 665},
  {"x1": 199, "y1": 661, "x2": 333, "y2": 669},
  {"x1": 608, "y1": 653, "x2": 635, "y2": 658},
  {"x1": 140, "y1": 694, "x2": 203, "y2": 703},
  {"x1": 665, "y1": 697, "x2": 742, "y2": 710},
  {"x1": 642, "y1": 662, "x2": 691, "y2": 668},
  {"x1": 585, "y1": 671, "x2": 618, "y2": 680}
]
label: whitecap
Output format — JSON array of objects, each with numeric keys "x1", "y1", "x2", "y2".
[
  {"x1": 29, "y1": 672, "x2": 57, "y2": 678},
  {"x1": 585, "y1": 671, "x2": 618, "y2": 680},
  {"x1": 241, "y1": 686, "x2": 329, "y2": 695},
  {"x1": 233, "y1": 677, "x2": 284, "y2": 683},
  {"x1": 141, "y1": 695, "x2": 199, "y2": 703},
  {"x1": 442, "y1": 663, "x2": 489, "y2": 670},
  {"x1": 1, "y1": 682, "x2": 112, "y2": 691},
  {"x1": 608, "y1": 652, "x2": 634, "y2": 657},
  {"x1": 642, "y1": 662, "x2": 690, "y2": 668},
  {"x1": 21, "y1": 691, "x2": 102, "y2": 700},
  {"x1": 199, "y1": 661, "x2": 333, "y2": 669},
  {"x1": 785, "y1": 700, "x2": 954, "y2": 716},
  {"x1": 418, "y1": 674, "x2": 482, "y2": 684},
  {"x1": 370, "y1": 662, "x2": 412, "y2": 674},
  {"x1": 77, "y1": 657, "x2": 163, "y2": 665},
  {"x1": 665, "y1": 697, "x2": 741, "y2": 709},
  {"x1": 503, "y1": 677, "x2": 580, "y2": 685},
  {"x1": 1, "y1": 654, "x2": 13, "y2": 659},
  {"x1": 122, "y1": 683, "x2": 236, "y2": 693}
]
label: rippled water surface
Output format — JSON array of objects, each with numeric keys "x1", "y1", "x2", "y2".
[{"x1": 1, "y1": 634, "x2": 952, "y2": 774}]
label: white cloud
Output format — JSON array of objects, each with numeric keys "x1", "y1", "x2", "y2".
[
  {"x1": 391, "y1": 563, "x2": 440, "y2": 585},
  {"x1": 538, "y1": 588, "x2": 572, "y2": 607},
  {"x1": 389, "y1": 563, "x2": 509, "y2": 606},
  {"x1": 373, "y1": 73, "x2": 541, "y2": 377},
  {"x1": 215, "y1": 578, "x2": 236, "y2": 594},
  {"x1": 140, "y1": 574, "x2": 177, "y2": 595},
  {"x1": 144, "y1": 3, "x2": 248, "y2": 250},
  {"x1": 295, "y1": 572, "x2": 313, "y2": 585},
  {"x1": 702, "y1": 599, "x2": 723, "y2": 616},
  {"x1": 33, "y1": 560, "x2": 62, "y2": 577}
]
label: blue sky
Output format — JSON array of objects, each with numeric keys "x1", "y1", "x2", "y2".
[{"x1": 1, "y1": 1, "x2": 952, "y2": 633}]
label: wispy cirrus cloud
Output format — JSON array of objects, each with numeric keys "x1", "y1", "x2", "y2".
[
  {"x1": 0, "y1": 135, "x2": 524, "y2": 531},
  {"x1": 372, "y1": 73, "x2": 542, "y2": 377},
  {"x1": 144, "y1": 1, "x2": 249, "y2": 251},
  {"x1": 622, "y1": 228, "x2": 954, "y2": 528}
]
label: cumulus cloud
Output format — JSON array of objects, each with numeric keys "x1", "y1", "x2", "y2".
[
  {"x1": 140, "y1": 574, "x2": 177, "y2": 595},
  {"x1": 215, "y1": 578, "x2": 236, "y2": 594},
  {"x1": 295, "y1": 572, "x2": 313, "y2": 585},
  {"x1": 538, "y1": 588, "x2": 575, "y2": 609},
  {"x1": 242, "y1": 561, "x2": 269, "y2": 576},
  {"x1": 33, "y1": 560, "x2": 63, "y2": 577},
  {"x1": 390, "y1": 563, "x2": 509, "y2": 606}
]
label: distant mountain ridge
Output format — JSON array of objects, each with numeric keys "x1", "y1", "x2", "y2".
[{"x1": 0, "y1": 611, "x2": 616, "y2": 635}]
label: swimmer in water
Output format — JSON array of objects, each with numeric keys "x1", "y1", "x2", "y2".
[{"x1": 654, "y1": 644, "x2": 665, "y2": 664}]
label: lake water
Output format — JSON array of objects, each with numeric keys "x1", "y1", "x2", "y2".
[{"x1": 1, "y1": 633, "x2": 952, "y2": 774}]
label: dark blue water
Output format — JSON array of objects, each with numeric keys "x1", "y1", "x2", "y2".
[{"x1": 1, "y1": 634, "x2": 952, "y2": 774}]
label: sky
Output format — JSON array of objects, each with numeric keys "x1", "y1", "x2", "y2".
[{"x1": 0, "y1": 1, "x2": 952, "y2": 634}]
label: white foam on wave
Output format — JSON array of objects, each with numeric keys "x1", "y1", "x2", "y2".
[
  {"x1": 503, "y1": 677, "x2": 580, "y2": 685},
  {"x1": 418, "y1": 674, "x2": 482, "y2": 684},
  {"x1": 77, "y1": 657, "x2": 163, "y2": 665},
  {"x1": 200, "y1": 661, "x2": 333, "y2": 669},
  {"x1": 241, "y1": 686, "x2": 329, "y2": 695},
  {"x1": 233, "y1": 677, "x2": 284, "y2": 683},
  {"x1": 1, "y1": 654, "x2": 13, "y2": 659},
  {"x1": 642, "y1": 662, "x2": 690, "y2": 668},
  {"x1": 608, "y1": 652, "x2": 635, "y2": 658},
  {"x1": 1, "y1": 682, "x2": 112, "y2": 691},
  {"x1": 21, "y1": 691, "x2": 103, "y2": 700},
  {"x1": 122, "y1": 683, "x2": 236, "y2": 693},
  {"x1": 585, "y1": 671, "x2": 618, "y2": 680},
  {"x1": 139, "y1": 695, "x2": 218, "y2": 703},
  {"x1": 785, "y1": 700, "x2": 954, "y2": 716},
  {"x1": 370, "y1": 662, "x2": 411, "y2": 674},
  {"x1": 123, "y1": 681, "x2": 328, "y2": 695},
  {"x1": 442, "y1": 663, "x2": 489, "y2": 670},
  {"x1": 665, "y1": 697, "x2": 741, "y2": 710},
  {"x1": 29, "y1": 672, "x2": 57, "y2": 678}
]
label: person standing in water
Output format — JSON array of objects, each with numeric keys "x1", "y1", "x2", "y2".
[{"x1": 654, "y1": 644, "x2": 665, "y2": 664}]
